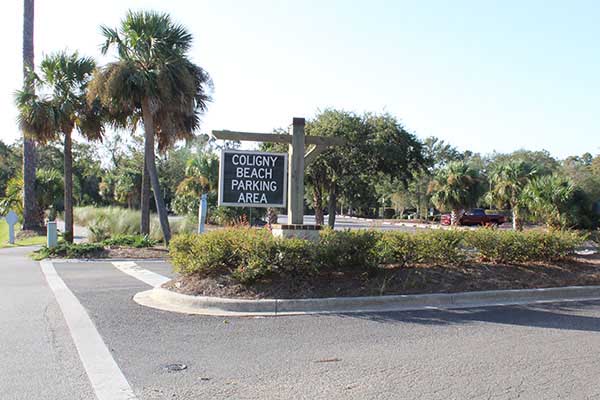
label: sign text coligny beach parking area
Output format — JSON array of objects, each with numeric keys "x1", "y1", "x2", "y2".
[{"x1": 218, "y1": 150, "x2": 288, "y2": 207}]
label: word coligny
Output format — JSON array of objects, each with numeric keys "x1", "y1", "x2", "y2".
[{"x1": 231, "y1": 154, "x2": 280, "y2": 203}]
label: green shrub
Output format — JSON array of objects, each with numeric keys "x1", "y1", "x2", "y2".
[
  {"x1": 465, "y1": 229, "x2": 585, "y2": 263},
  {"x1": 317, "y1": 229, "x2": 381, "y2": 271},
  {"x1": 376, "y1": 231, "x2": 417, "y2": 266},
  {"x1": 170, "y1": 228, "x2": 269, "y2": 276},
  {"x1": 378, "y1": 230, "x2": 468, "y2": 266},
  {"x1": 32, "y1": 242, "x2": 105, "y2": 260},
  {"x1": 274, "y1": 238, "x2": 317, "y2": 275},
  {"x1": 412, "y1": 230, "x2": 467, "y2": 265},
  {"x1": 169, "y1": 227, "x2": 585, "y2": 286},
  {"x1": 102, "y1": 234, "x2": 158, "y2": 248},
  {"x1": 170, "y1": 229, "x2": 318, "y2": 283}
]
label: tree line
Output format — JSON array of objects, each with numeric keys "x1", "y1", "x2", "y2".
[
  {"x1": 9, "y1": 4, "x2": 599, "y2": 238},
  {"x1": 15, "y1": 7, "x2": 211, "y2": 243}
]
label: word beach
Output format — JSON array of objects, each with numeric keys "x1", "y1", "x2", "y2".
[{"x1": 219, "y1": 150, "x2": 287, "y2": 207}]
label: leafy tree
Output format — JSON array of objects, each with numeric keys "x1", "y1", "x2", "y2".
[
  {"x1": 16, "y1": 51, "x2": 103, "y2": 242},
  {"x1": 488, "y1": 149, "x2": 559, "y2": 177},
  {"x1": 487, "y1": 160, "x2": 537, "y2": 230},
  {"x1": 561, "y1": 154, "x2": 600, "y2": 201},
  {"x1": 429, "y1": 161, "x2": 483, "y2": 225},
  {"x1": 0, "y1": 141, "x2": 21, "y2": 198},
  {"x1": 305, "y1": 110, "x2": 425, "y2": 227},
  {"x1": 72, "y1": 142, "x2": 104, "y2": 205},
  {"x1": 114, "y1": 168, "x2": 142, "y2": 208},
  {"x1": 90, "y1": 10, "x2": 212, "y2": 243},
  {"x1": 404, "y1": 136, "x2": 463, "y2": 218},
  {"x1": 0, "y1": 169, "x2": 63, "y2": 218}
]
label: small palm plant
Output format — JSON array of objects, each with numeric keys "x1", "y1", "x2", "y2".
[
  {"x1": 89, "y1": 10, "x2": 212, "y2": 243},
  {"x1": 429, "y1": 161, "x2": 482, "y2": 225},
  {"x1": 522, "y1": 174, "x2": 575, "y2": 229},
  {"x1": 16, "y1": 52, "x2": 104, "y2": 242},
  {"x1": 487, "y1": 160, "x2": 537, "y2": 230}
]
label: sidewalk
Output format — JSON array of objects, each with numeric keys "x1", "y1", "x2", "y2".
[{"x1": 0, "y1": 246, "x2": 94, "y2": 399}]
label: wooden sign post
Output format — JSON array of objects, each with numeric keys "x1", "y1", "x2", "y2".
[{"x1": 213, "y1": 117, "x2": 343, "y2": 237}]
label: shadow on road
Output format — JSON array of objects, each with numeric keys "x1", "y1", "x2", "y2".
[{"x1": 333, "y1": 301, "x2": 600, "y2": 333}]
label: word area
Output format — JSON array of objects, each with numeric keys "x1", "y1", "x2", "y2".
[{"x1": 219, "y1": 150, "x2": 287, "y2": 207}]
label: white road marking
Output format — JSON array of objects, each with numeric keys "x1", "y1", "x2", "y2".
[
  {"x1": 112, "y1": 261, "x2": 170, "y2": 288},
  {"x1": 39, "y1": 260, "x2": 138, "y2": 400}
]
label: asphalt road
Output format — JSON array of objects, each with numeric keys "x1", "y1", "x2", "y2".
[{"x1": 4, "y1": 251, "x2": 600, "y2": 399}]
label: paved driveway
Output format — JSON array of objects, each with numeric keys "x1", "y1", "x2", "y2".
[{"x1": 4, "y1": 251, "x2": 600, "y2": 399}]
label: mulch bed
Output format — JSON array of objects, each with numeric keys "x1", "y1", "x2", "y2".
[
  {"x1": 103, "y1": 246, "x2": 169, "y2": 259},
  {"x1": 164, "y1": 253, "x2": 600, "y2": 299},
  {"x1": 44, "y1": 246, "x2": 169, "y2": 259}
]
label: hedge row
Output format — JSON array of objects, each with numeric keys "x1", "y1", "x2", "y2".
[{"x1": 169, "y1": 228, "x2": 585, "y2": 284}]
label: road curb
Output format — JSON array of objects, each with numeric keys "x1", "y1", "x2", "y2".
[{"x1": 133, "y1": 285, "x2": 600, "y2": 317}]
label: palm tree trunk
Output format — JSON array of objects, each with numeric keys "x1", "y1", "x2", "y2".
[
  {"x1": 141, "y1": 97, "x2": 171, "y2": 244},
  {"x1": 451, "y1": 209, "x2": 459, "y2": 226},
  {"x1": 64, "y1": 130, "x2": 74, "y2": 242},
  {"x1": 140, "y1": 155, "x2": 150, "y2": 234},
  {"x1": 266, "y1": 207, "x2": 278, "y2": 225},
  {"x1": 22, "y1": 0, "x2": 39, "y2": 231},
  {"x1": 327, "y1": 183, "x2": 337, "y2": 228},
  {"x1": 314, "y1": 184, "x2": 324, "y2": 225},
  {"x1": 512, "y1": 207, "x2": 522, "y2": 231}
]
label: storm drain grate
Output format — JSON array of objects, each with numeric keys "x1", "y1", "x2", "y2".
[{"x1": 163, "y1": 363, "x2": 188, "y2": 372}]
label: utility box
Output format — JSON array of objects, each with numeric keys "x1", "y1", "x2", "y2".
[{"x1": 47, "y1": 221, "x2": 58, "y2": 248}]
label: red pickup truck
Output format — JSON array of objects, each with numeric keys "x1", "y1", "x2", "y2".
[{"x1": 441, "y1": 208, "x2": 506, "y2": 226}]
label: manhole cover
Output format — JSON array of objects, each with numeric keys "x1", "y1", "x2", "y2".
[{"x1": 164, "y1": 363, "x2": 187, "y2": 372}]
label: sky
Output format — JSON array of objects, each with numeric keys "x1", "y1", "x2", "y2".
[{"x1": 1, "y1": 0, "x2": 599, "y2": 159}]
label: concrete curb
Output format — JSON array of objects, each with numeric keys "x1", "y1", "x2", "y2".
[
  {"x1": 50, "y1": 258, "x2": 169, "y2": 263},
  {"x1": 133, "y1": 285, "x2": 600, "y2": 317}
]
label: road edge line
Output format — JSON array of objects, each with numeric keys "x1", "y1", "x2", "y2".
[{"x1": 39, "y1": 260, "x2": 138, "y2": 400}]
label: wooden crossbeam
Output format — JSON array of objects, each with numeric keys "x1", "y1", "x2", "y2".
[
  {"x1": 212, "y1": 130, "x2": 345, "y2": 146},
  {"x1": 213, "y1": 120, "x2": 346, "y2": 226}
]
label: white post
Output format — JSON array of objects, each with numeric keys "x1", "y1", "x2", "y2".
[{"x1": 198, "y1": 193, "x2": 208, "y2": 234}]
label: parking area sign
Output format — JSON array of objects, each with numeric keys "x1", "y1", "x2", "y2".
[{"x1": 218, "y1": 150, "x2": 288, "y2": 208}]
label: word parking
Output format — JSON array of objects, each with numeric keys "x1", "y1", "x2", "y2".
[{"x1": 219, "y1": 150, "x2": 287, "y2": 207}]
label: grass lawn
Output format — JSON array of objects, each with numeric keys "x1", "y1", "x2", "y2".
[{"x1": 0, "y1": 220, "x2": 46, "y2": 249}]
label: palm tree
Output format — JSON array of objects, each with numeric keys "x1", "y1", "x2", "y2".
[
  {"x1": 487, "y1": 160, "x2": 537, "y2": 230},
  {"x1": 16, "y1": 52, "x2": 104, "y2": 242},
  {"x1": 429, "y1": 161, "x2": 482, "y2": 225},
  {"x1": 21, "y1": 0, "x2": 40, "y2": 230},
  {"x1": 89, "y1": 10, "x2": 212, "y2": 244},
  {"x1": 522, "y1": 174, "x2": 575, "y2": 229},
  {"x1": 185, "y1": 154, "x2": 219, "y2": 190}
]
